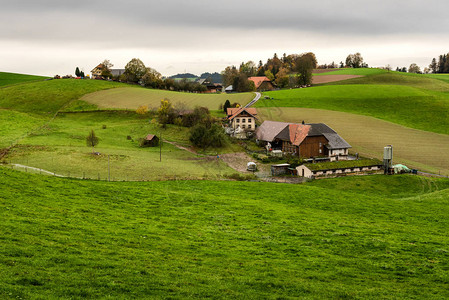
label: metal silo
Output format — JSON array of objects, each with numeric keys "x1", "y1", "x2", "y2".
[{"x1": 383, "y1": 145, "x2": 393, "y2": 174}]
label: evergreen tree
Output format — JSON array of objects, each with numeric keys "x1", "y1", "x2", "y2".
[
  {"x1": 429, "y1": 58, "x2": 437, "y2": 73},
  {"x1": 223, "y1": 100, "x2": 231, "y2": 113},
  {"x1": 75, "y1": 67, "x2": 80, "y2": 77}
]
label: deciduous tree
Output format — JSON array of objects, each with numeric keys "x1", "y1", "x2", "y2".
[
  {"x1": 86, "y1": 129, "x2": 99, "y2": 153},
  {"x1": 124, "y1": 58, "x2": 146, "y2": 83}
]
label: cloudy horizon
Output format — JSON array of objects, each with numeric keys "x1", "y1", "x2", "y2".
[{"x1": 1, "y1": 0, "x2": 449, "y2": 76}]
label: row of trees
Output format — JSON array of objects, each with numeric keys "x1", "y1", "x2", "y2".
[
  {"x1": 429, "y1": 53, "x2": 449, "y2": 73},
  {"x1": 75, "y1": 67, "x2": 85, "y2": 78},
  {"x1": 221, "y1": 52, "x2": 318, "y2": 90},
  {"x1": 100, "y1": 59, "x2": 208, "y2": 92}
]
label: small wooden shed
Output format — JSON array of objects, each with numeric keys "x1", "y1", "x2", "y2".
[{"x1": 142, "y1": 134, "x2": 159, "y2": 147}]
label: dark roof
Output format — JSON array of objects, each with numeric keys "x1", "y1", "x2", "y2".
[{"x1": 306, "y1": 123, "x2": 351, "y2": 149}]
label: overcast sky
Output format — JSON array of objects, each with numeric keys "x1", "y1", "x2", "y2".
[{"x1": 1, "y1": 0, "x2": 448, "y2": 76}]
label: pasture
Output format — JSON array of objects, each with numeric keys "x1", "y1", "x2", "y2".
[
  {"x1": 1, "y1": 168, "x2": 449, "y2": 298},
  {"x1": 0, "y1": 72, "x2": 49, "y2": 87},
  {"x1": 80, "y1": 87, "x2": 255, "y2": 111},
  {"x1": 0, "y1": 109, "x2": 45, "y2": 148},
  {"x1": 313, "y1": 68, "x2": 387, "y2": 76},
  {"x1": 3, "y1": 111, "x2": 235, "y2": 181},
  {"x1": 257, "y1": 83, "x2": 449, "y2": 135},
  {"x1": 256, "y1": 107, "x2": 449, "y2": 175}
]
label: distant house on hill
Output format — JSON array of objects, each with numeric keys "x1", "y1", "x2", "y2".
[
  {"x1": 256, "y1": 121, "x2": 351, "y2": 161},
  {"x1": 91, "y1": 64, "x2": 124, "y2": 79},
  {"x1": 198, "y1": 78, "x2": 223, "y2": 93},
  {"x1": 248, "y1": 76, "x2": 276, "y2": 91},
  {"x1": 91, "y1": 64, "x2": 104, "y2": 79}
]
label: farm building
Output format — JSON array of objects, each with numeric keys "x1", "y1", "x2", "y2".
[
  {"x1": 91, "y1": 64, "x2": 104, "y2": 79},
  {"x1": 198, "y1": 78, "x2": 223, "y2": 93},
  {"x1": 227, "y1": 107, "x2": 258, "y2": 132},
  {"x1": 141, "y1": 134, "x2": 159, "y2": 147},
  {"x1": 256, "y1": 121, "x2": 351, "y2": 161},
  {"x1": 296, "y1": 159, "x2": 383, "y2": 179},
  {"x1": 248, "y1": 76, "x2": 276, "y2": 91}
]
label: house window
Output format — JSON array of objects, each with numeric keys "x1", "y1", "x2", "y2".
[
  {"x1": 319, "y1": 142, "x2": 322, "y2": 147},
  {"x1": 242, "y1": 119, "x2": 246, "y2": 123},
  {"x1": 319, "y1": 149, "x2": 322, "y2": 154},
  {"x1": 236, "y1": 119, "x2": 240, "y2": 123},
  {"x1": 248, "y1": 125, "x2": 251, "y2": 129},
  {"x1": 242, "y1": 125, "x2": 245, "y2": 129},
  {"x1": 248, "y1": 118, "x2": 251, "y2": 123}
]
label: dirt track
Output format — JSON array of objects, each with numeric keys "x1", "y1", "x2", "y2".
[{"x1": 312, "y1": 75, "x2": 363, "y2": 84}]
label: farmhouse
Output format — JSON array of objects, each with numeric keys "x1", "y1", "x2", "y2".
[
  {"x1": 256, "y1": 121, "x2": 351, "y2": 161},
  {"x1": 248, "y1": 76, "x2": 276, "y2": 91},
  {"x1": 297, "y1": 159, "x2": 383, "y2": 179},
  {"x1": 227, "y1": 108, "x2": 257, "y2": 132},
  {"x1": 91, "y1": 64, "x2": 104, "y2": 79},
  {"x1": 198, "y1": 78, "x2": 223, "y2": 93},
  {"x1": 91, "y1": 64, "x2": 124, "y2": 79}
]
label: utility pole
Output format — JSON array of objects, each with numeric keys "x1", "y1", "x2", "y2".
[{"x1": 108, "y1": 155, "x2": 110, "y2": 182}]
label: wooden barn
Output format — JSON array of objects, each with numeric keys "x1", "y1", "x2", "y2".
[
  {"x1": 248, "y1": 76, "x2": 276, "y2": 91},
  {"x1": 256, "y1": 121, "x2": 351, "y2": 161},
  {"x1": 141, "y1": 134, "x2": 159, "y2": 147}
]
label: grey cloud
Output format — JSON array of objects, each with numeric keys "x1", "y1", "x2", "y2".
[{"x1": 1, "y1": 0, "x2": 448, "y2": 43}]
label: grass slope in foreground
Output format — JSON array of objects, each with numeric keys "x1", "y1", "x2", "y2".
[
  {"x1": 79, "y1": 87, "x2": 255, "y2": 111},
  {"x1": 0, "y1": 72, "x2": 49, "y2": 87},
  {"x1": 1, "y1": 169, "x2": 449, "y2": 298},
  {"x1": 257, "y1": 78, "x2": 449, "y2": 135}
]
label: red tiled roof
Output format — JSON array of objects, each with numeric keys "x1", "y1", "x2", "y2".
[
  {"x1": 227, "y1": 108, "x2": 257, "y2": 120},
  {"x1": 288, "y1": 124, "x2": 311, "y2": 146},
  {"x1": 248, "y1": 76, "x2": 272, "y2": 88}
]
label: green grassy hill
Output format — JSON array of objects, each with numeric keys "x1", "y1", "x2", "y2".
[
  {"x1": 313, "y1": 68, "x2": 387, "y2": 76},
  {"x1": 3, "y1": 111, "x2": 235, "y2": 181},
  {"x1": 0, "y1": 72, "x2": 49, "y2": 87},
  {"x1": 257, "y1": 84, "x2": 449, "y2": 134},
  {"x1": 0, "y1": 79, "x2": 125, "y2": 115},
  {"x1": 78, "y1": 87, "x2": 255, "y2": 111},
  {"x1": 258, "y1": 71, "x2": 449, "y2": 135},
  {"x1": 1, "y1": 168, "x2": 449, "y2": 298},
  {"x1": 0, "y1": 79, "x2": 126, "y2": 148}
]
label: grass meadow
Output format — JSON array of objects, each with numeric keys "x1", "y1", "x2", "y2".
[
  {"x1": 1, "y1": 168, "x2": 449, "y2": 298},
  {"x1": 256, "y1": 107, "x2": 449, "y2": 175},
  {"x1": 79, "y1": 87, "x2": 255, "y2": 111},
  {"x1": 0, "y1": 79, "x2": 125, "y2": 115},
  {"x1": 0, "y1": 72, "x2": 49, "y2": 87},
  {"x1": 3, "y1": 111, "x2": 236, "y2": 181},
  {"x1": 258, "y1": 72, "x2": 449, "y2": 135},
  {"x1": 313, "y1": 68, "x2": 387, "y2": 76}
]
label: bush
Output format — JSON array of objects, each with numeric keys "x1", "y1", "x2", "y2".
[
  {"x1": 102, "y1": 125, "x2": 107, "y2": 129},
  {"x1": 189, "y1": 123, "x2": 227, "y2": 150}
]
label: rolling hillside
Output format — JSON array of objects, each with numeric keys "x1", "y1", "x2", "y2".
[
  {"x1": 0, "y1": 72, "x2": 49, "y2": 87},
  {"x1": 79, "y1": 87, "x2": 254, "y2": 111},
  {"x1": 1, "y1": 168, "x2": 449, "y2": 298},
  {"x1": 0, "y1": 78, "x2": 126, "y2": 148}
]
